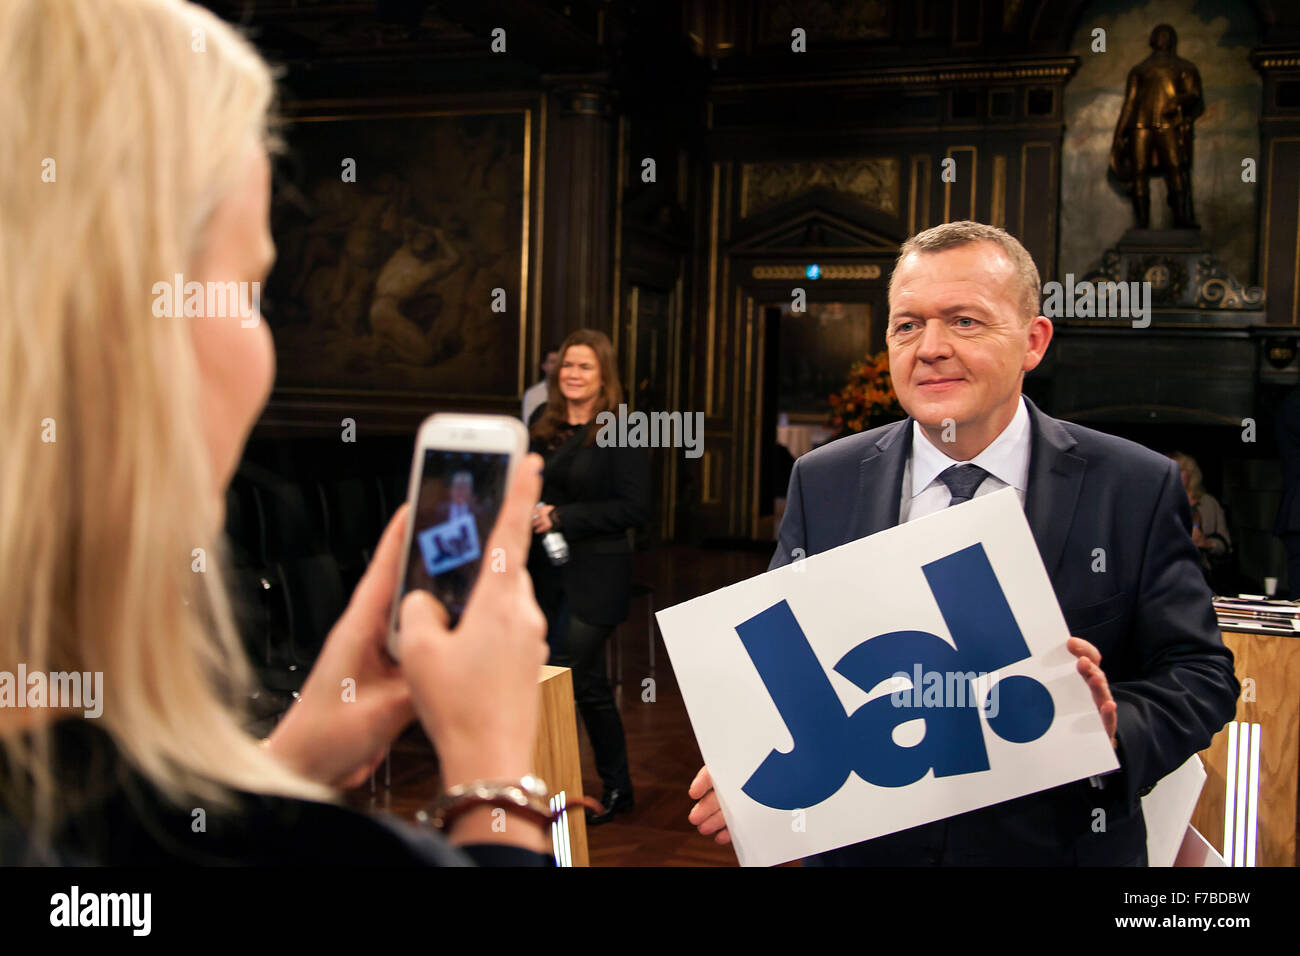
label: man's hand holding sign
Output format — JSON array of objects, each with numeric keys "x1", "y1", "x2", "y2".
[{"x1": 673, "y1": 223, "x2": 1237, "y2": 866}]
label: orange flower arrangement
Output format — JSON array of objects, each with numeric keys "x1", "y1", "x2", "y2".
[{"x1": 827, "y1": 349, "x2": 904, "y2": 433}]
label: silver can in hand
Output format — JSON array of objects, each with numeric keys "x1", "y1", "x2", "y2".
[
  {"x1": 537, "y1": 502, "x2": 570, "y2": 565},
  {"x1": 542, "y1": 530, "x2": 570, "y2": 566}
]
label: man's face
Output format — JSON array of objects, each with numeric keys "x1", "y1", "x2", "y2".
[{"x1": 886, "y1": 241, "x2": 1050, "y2": 435}]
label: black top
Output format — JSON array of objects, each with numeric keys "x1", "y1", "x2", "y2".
[
  {"x1": 0, "y1": 719, "x2": 551, "y2": 867},
  {"x1": 526, "y1": 404, "x2": 651, "y2": 627}
]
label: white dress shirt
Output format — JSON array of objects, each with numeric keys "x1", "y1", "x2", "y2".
[{"x1": 898, "y1": 396, "x2": 1031, "y2": 523}]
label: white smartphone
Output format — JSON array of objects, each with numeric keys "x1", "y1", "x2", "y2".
[{"x1": 387, "y1": 413, "x2": 530, "y2": 659}]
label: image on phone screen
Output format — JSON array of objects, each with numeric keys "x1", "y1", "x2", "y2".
[{"x1": 400, "y1": 449, "x2": 511, "y2": 628}]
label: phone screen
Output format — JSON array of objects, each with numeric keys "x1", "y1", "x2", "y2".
[{"x1": 399, "y1": 448, "x2": 511, "y2": 628}]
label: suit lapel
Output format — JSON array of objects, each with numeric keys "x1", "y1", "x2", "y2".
[
  {"x1": 1023, "y1": 397, "x2": 1086, "y2": 577},
  {"x1": 847, "y1": 400, "x2": 1086, "y2": 567},
  {"x1": 849, "y1": 419, "x2": 911, "y2": 542}
]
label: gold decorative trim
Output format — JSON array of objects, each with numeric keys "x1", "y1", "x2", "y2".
[
  {"x1": 625, "y1": 285, "x2": 639, "y2": 409},
  {"x1": 991, "y1": 154, "x2": 1007, "y2": 228},
  {"x1": 706, "y1": 164, "x2": 720, "y2": 416},
  {"x1": 750, "y1": 264, "x2": 883, "y2": 280},
  {"x1": 719, "y1": 172, "x2": 733, "y2": 416},
  {"x1": 740, "y1": 158, "x2": 900, "y2": 219},
  {"x1": 951, "y1": 0, "x2": 983, "y2": 48},
  {"x1": 944, "y1": 146, "x2": 977, "y2": 223},
  {"x1": 531, "y1": 95, "x2": 548, "y2": 393},
  {"x1": 909, "y1": 155, "x2": 931, "y2": 236},
  {"x1": 519, "y1": 107, "x2": 532, "y2": 397},
  {"x1": 1019, "y1": 140, "x2": 1053, "y2": 244},
  {"x1": 709, "y1": 61, "x2": 1076, "y2": 93},
  {"x1": 1293, "y1": 181, "x2": 1300, "y2": 325},
  {"x1": 744, "y1": 295, "x2": 756, "y2": 535},
  {"x1": 665, "y1": 273, "x2": 684, "y2": 539},
  {"x1": 1263, "y1": 137, "x2": 1300, "y2": 305},
  {"x1": 612, "y1": 115, "x2": 626, "y2": 356}
]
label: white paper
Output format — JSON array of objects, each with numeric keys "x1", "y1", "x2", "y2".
[
  {"x1": 1174, "y1": 825, "x2": 1228, "y2": 867},
  {"x1": 1141, "y1": 755, "x2": 1207, "y2": 867},
  {"x1": 658, "y1": 487, "x2": 1120, "y2": 867}
]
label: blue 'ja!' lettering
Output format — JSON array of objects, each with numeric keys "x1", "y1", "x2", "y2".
[{"x1": 736, "y1": 543, "x2": 1054, "y2": 810}]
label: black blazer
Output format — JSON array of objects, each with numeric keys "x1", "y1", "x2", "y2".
[
  {"x1": 773, "y1": 397, "x2": 1238, "y2": 866},
  {"x1": 528, "y1": 405, "x2": 652, "y2": 627}
]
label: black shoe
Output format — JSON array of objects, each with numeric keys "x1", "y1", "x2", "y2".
[{"x1": 585, "y1": 787, "x2": 634, "y2": 826}]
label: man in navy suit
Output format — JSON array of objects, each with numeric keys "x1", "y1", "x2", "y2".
[{"x1": 688, "y1": 221, "x2": 1238, "y2": 865}]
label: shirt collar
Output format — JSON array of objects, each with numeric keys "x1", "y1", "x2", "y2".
[{"x1": 909, "y1": 396, "x2": 1031, "y2": 498}]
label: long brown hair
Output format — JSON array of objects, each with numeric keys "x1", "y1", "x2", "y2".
[{"x1": 529, "y1": 329, "x2": 623, "y2": 447}]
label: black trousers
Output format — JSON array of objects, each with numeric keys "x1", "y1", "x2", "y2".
[{"x1": 546, "y1": 595, "x2": 632, "y2": 794}]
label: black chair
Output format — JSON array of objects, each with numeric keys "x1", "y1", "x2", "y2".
[
  {"x1": 227, "y1": 563, "x2": 301, "y2": 694},
  {"x1": 320, "y1": 477, "x2": 385, "y2": 594},
  {"x1": 380, "y1": 471, "x2": 409, "y2": 522},
  {"x1": 223, "y1": 478, "x2": 266, "y2": 567},
  {"x1": 259, "y1": 479, "x2": 329, "y2": 561},
  {"x1": 226, "y1": 564, "x2": 272, "y2": 664},
  {"x1": 275, "y1": 553, "x2": 347, "y2": 669}
]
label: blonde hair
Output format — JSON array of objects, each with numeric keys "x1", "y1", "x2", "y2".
[
  {"x1": 890, "y1": 220, "x2": 1042, "y2": 323},
  {"x1": 0, "y1": 0, "x2": 331, "y2": 846},
  {"x1": 1170, "y1": 451, "x2": 1205, "y2": 503}
]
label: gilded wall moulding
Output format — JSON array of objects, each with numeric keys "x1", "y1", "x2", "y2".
[
  {"x1": 751, "y1": 264, "x2": 882, "y2": 280},
  {"x1": 741, "y1": 158, "x2": 899, "y2": 219}
]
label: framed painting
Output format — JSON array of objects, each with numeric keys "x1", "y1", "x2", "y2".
[{"x1": 260, "y1": 100, "x2": 536, "y2": 430}]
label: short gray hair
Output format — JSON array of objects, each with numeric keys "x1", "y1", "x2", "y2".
[{"x1": 889, "y1": 221, "x2": 1041, "y2": 323}]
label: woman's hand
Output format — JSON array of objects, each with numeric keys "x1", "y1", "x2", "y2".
[
  {"x1": 398, "y1": 453, "x2": 550, "y2": 807},
  {"x1": 264, "y1": 506, "x2": 417, "y2": 790},
  {"x1": 530, "y1": 503, "x2": 556, "y2": 535}
]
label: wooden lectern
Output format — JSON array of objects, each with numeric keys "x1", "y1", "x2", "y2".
[
  {"x1": 1189, "y1": 630, "x2": 1299, "y2": 866},
  {"x1": 533, "y1": 665, "x2": 589, "y2": 866}
]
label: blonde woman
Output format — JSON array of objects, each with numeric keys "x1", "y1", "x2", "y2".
[
  {"x1": 1170, "y1": 451, "x2": 1231, "y2": 594},
  {"x1": 1169, "y1": 452, "x2": 1231, "y2": 557},
  {"x1": 0, "y1": 0, "x2": 550, "y2": 864}
]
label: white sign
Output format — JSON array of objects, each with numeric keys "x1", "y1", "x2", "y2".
[
  {"x1": 1142, "y1": 755, "x2": 1207, "y2": 867},
  {"x1": 417, "y1": 512, "x2": 481, "y2": 576},
  {"x1": 658, "y1": 488, "x2": 1120, "y2": 867}
]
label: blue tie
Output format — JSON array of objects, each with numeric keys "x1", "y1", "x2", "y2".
[{"x1": 939, "y1": 464, "x2": 990, "y2": 506}]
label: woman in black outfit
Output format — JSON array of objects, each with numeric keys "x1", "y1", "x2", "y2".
[{"x1": 528, "y1": 329, "x2": 651, "y2": 825}]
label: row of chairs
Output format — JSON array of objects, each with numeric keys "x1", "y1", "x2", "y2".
[
  {"x1": 225, "y1": 469, "x2": 407, "y2": 567},
  {"x1": 222, "y1": 463, "x2": 661, "y2": 708},
  {"x1": 223, "y1": 468, "x2": 409, "y2": 687}
]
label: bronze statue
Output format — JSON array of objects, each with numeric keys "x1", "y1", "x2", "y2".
[{"x1": 1110, "y1": 24, "x2": 1204, "y2": 230}]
